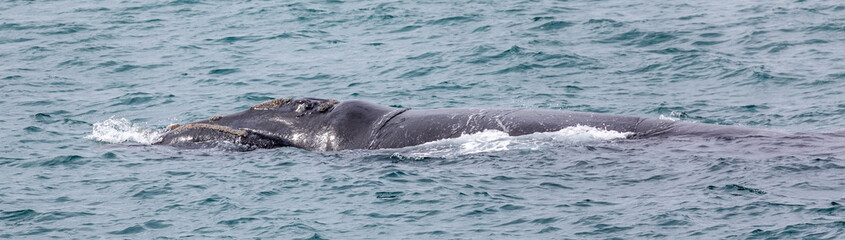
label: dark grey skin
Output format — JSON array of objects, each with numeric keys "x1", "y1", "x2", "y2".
[{"x1": 156, "y1": 98, "x2": 777, "y2": 151}]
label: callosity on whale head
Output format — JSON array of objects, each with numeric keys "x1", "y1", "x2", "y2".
[{"x1": 156, "y1": 97, "x2": 347, "y2": 151}]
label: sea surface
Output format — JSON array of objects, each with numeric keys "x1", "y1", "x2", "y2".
[{"x1": 2, "y1": 0, "x2": 845, "y2": 239}]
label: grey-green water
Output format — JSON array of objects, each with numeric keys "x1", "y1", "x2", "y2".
[{"x1": 2, "y1": 0, "x2": 845, "y2": 238}]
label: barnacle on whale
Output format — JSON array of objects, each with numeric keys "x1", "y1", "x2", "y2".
[{"x1": 251, "y1": 98, "x2": 292, "y2": 109}]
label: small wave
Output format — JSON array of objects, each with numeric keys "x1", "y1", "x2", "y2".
[
  {"x1": 396, "y1": 125, "x2": 631, "y2": 158},
  {"x1": 659, "y1": 111, "x2": 689, "y2": 121},
  {"x1": 531, "y1": 21, "x2": 573, "y2": 31},
  {"x1": 85, "y1": 117, "x2": 162, "y2": 145},
  {"x1": 659, "y1": 115, "x2": 679, "y2": 121}
]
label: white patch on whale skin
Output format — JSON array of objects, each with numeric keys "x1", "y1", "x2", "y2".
[
  {"x1": 289, "y1": 131, "x2": 305, "y2": 145},
  {"x1": 271, "y1": 117, "x2": 294, "y2": 126},
  {"x1": 285, "y1": 127, "x2": 339, "y2": 151},
  {"x1": 295, "y1": 103, "x2": 306, "y2": 113},
  {"x1": 314, "y1": 129, "x2": 339, "y2": 151}
]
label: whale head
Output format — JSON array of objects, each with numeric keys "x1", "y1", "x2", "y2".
[{"x1": 157, "y1": 97, "x2": 342, "y2": 151}]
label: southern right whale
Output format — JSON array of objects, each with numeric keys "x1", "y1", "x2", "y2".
[{"x1": 155, "y1": 97, "x2": 778, "y2": 151}]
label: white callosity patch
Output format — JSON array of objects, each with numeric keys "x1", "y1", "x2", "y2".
[
  {"x1": 86, "y1": 117, "x2": 163, "y2": 145},
  {"x1": 295, "y1": 103, "x2": 306, "y2": 113}
]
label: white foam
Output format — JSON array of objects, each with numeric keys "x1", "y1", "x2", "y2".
[
  {"x1": 85, "y1": 117, "x2": 163, "y2": 145},
  {"x1": 437, "y1": 129, "x2": 512, "y2": 155},
  {"x1": 659, "y1": 114, "x2": 679, "y2": 121},
  {"x1": 659, "y1": 111, "x2": 685, "y2": 121},
  {"x1": 532, "y1": 124, "x2": 633, "y2": 142},
  {"x1": 398, "y1": 125, "x2": 632, "y2": 158}
]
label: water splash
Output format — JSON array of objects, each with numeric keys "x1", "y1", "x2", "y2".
[
  {"x1": 397, "y1": 125, "x2": 632, "y2": 158},
  {"x1": 659, "y1": 114, "x2": 679, "y2": 121},
  {"x1": 531, "y1": 124, "x2": 633, "y2": 142},
  {"x1": 659, "y1": 111, "x2": 686, "y2": 121},
  {"x1": 85, "y1": 117, "x2": 162, "y2": 145}
]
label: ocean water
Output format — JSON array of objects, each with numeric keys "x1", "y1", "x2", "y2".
[{"x1": 2, "y1": 0, "x2": 845, "y2": 238}]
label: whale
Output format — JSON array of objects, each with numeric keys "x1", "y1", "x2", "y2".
[{"x1": 155, "y1": 97, "x2": 777, "y2": 151}]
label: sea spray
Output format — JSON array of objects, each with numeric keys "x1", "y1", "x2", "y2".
[
  {"x1": 86, "y1": 117, "x2": 163, "y2": 145},
  {"x1": 397, "y1": 125, "x2": 632, "y2": 158}
]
